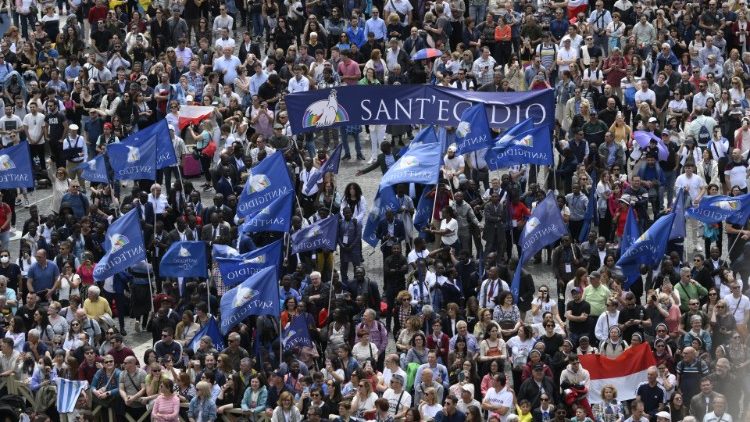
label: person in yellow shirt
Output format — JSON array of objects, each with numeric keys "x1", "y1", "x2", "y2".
[
  {"x1": 516, "y1": 400, "x2": 533, "y2": 422},
  {"x1": 83, "y1": 285, "x2": 114, "y2": 330}
]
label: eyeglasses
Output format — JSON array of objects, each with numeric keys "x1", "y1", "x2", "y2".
[
  {"x1": 71, "y1": 323, "x2": 80, "y2": 326},
  {"x1": 104, "y1": 360, "x2": 114, "y2": 364},
  {"x1": 716, "y1": 305, "x2": 725, "y2": 308},
  {"x1": 709, "y1": 292, "x2": 718, "y2": 296},
  {"x1": 152, "y1": 369, "x2": 161, "y2": 373},
  {"x1": 541, "y1": 397, "x2": 550, "y2": 401}
]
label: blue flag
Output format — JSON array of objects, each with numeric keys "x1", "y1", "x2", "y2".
[
  {"x1": 212, "y1": 244, "x2": 239, "y2": 259},
  {"x1": 620, "y1": 207, "x2": 639, "y2": 256},
  {"x1": 303, "y1": 143, "x2": 343, "y2": 196},
  {"x1": 93, "y1": 209, "x2": 146, "y2": 281},
  {"x1": 617, "y1": 213, "x2": 675, "y2": 288},
  {"x1": 455, "y1": 104, "x2": 493, "y2": 155},
  {"x1": 291, "y1": 216, "x2": 339, "y2": 254},
  {"x1": 510, "y1": 192, "x2": 567, "y2": 301},
  {"x1": 282, "y1": 315, "x2": 315, "y2": 352},
  {"x1": 187, "y1": 316, "x2": 225, "y2": 353},
  {"x1": 219, "y1": 266, "x2": 281, "y2": 335},
  {"x1": 686, "y1": 193, "x2": 750, "y2": 225},
  {"x1": 216, "y1": 240, "x2": 283, "y2": 288},
  {"x1": 578, "y1": 171, "x2": 598, "y2": 243},
  {"x1": 379, "y1": 133, "x2": 441, "y2": 188},
  {"x1": 159, "y1": 241, "x2": 208, "y2": 278},
  {"x1": 363, "y1": 186, "x2": 400, "y2": 247},
  {"x1": 239, "y1": 191, "x2": 294, "y2": 233},
  {"x1": 491, "y1": 118, "x2": 534, "y2": 149},
  {"x1": 413, "y1": 185, "x2": 435, "y2": 231},
  {"x1": 0, "y1": 141, "x2": 34, "y2": 189},
  {"x1": 670, "y1": 188, "x2": 686, "y2": 241},
  {"x1": 76, "y1": 154, "x2": 109, "y2": 184},
  {"x1": 486, "y1": 123, "x2": 554, "y2": 169},
  {"x1": 107, "y1": 135, "x2": 157, "y2": 180},
  {"x1": 122, "y1": 120, "x2": 176, "y2": 169},
  {"x1": 237, "y1": 151, "x2": 294, "y2": 218}
]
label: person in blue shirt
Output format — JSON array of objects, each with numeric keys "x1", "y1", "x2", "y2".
[
  {"x1": 26, "y1": 249, "x2": 60, "y2": 301},
  {"x1": 346, "y1": 16, "x2": 367, "y2": 49},
  {"x1": 637, "y1": 153, "x2": 667, "y2": 216}
]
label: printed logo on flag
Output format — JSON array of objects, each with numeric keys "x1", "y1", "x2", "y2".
[
  {"x1": 110, "y1": 234, "x2": 130, "y2": 252},
  {"x1": 456, "y1": 121, "x2": 471, "y2": 138},
  {"x1": 637, "y1": 232, "x2": 649, "y2": 242},
  {"x1": 306, "y1": 227, "x2": 322, "y2": 239},
  {"x1": 396, "y1": 156, "x2": 420, "y2": 169},
  {"x1": 243, "y1": 255, "x2": 266, "y2": 264},
  {"x1": 87, "y1": 159, "x2": 98, "y2": 170},
  {"x1": 245, "y1": 173, "x2": 272, "y2": 194},
  {"x1": 302, "y1": 90, "x2": 350, "y2": 128},
  {"x1": 233, "y1": 286, "x2": 260, "y2": 307},
  {"x1": 516, "y1": 135, "x2": 533, "y2": 146},
  {"x1": 525, "y1": 217, "x2": 540, "y2": 234},
  {"x1": 178, "y1": 247, "x2": 191, "y2": 257},
  {"x1": 126, "y1": 146, "x2": 141, "y2": 163},
  {"x1": 0, "y1": 155, "x2": 16, "y2": 170},
  {"x1": 713, "y1": 200, "x2": 739, "y2": 210},
  {"x1": 282, "y1": 329, "x2": 297, "y2": 348}
]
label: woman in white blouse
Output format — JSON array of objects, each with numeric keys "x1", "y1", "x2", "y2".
[{"x1": 341, "y1": 182, "x2": 368, "y2": 227}]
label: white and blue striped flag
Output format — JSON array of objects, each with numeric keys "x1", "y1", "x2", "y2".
[{"x1": 55, "y1": 378, "x2": 88, "y2": 413}]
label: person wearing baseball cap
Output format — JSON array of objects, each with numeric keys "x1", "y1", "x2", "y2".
[
  {"x1": 517, "y1": 366, "x2": 555, "y2": 409},
  {"x1": 62, "y1": 123, "x2": 87, "y2": 188},
  {"x1": 382, "y1": 372, "x2": 411, "y2": 419},
  {"x1": 456, "y1": 383, "x2": 480, "y2": 414}
]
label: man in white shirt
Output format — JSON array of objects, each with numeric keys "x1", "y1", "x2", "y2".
[
  {"x1": 725, "y1": 149, "x2": 750, "y2": 192},
  {"x1": 23, "y1": 102, "x2": 46, "y2": 170},
  {"x1": 481, "y1": 373, "x2": 513, "y2": 422},
  {"x1": 212, "y1": 47, "x2": 242, "y2": 86},
  {"x1": 702, "y1": 397, "x2": 733, "y2": 422},
  {"x1": 382, "y1": 374, "x2": 412, "y2": 419},
  {"x1": 556, "y1": 37, "x2": 578, "y2": 76},
  {"x1": 723, "y1": 281, "x2": 750, "y2": 335},
  {"x1": 214, "y1": 27, "x2": 236, "y2": 51},
  {"x1": 288, "y1": 65, "x2": 311, "y2": 93},
  {"x1": 675, "y1": 162, "x2": 707, "y2": 251},
  {"x1": 634, "y1": 79, "x2": 656, "y2": 110},
  {"x1": 471, "y1": 48, "x2": 496, "y2": 86}
]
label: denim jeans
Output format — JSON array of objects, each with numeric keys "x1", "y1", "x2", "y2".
[
  {"x1": 250, "y1": 12, "x2": 264, "y2": 37},
  {"x1": 469, "y1": 5, "x2": 486, "y2": 25},
  {"x1": 339, "y1": 127, "x2": 363, "y2": 157}
]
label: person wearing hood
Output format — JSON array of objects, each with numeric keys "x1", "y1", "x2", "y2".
[{"x1": 599, "y1": 326, "x2": 628, "y2": 358}]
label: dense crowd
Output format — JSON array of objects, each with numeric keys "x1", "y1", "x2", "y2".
[{"x1": 0, "y1": 0, "x2": 749, "y2": 421}]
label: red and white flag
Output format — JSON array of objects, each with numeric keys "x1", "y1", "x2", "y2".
[
  {"x1": 580, "y1": 343, "x2": 656, "y2": 403},
  {"x1": 178, "y1": 106, "x2": 215, "y2": 130}
]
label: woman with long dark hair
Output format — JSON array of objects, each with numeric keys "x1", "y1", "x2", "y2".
[{"x1": 341, "y1": 183, "x2": 367, "y2": 224}]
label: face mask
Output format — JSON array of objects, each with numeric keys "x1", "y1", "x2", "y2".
[{"x1": 0, "y1": 257, "x2": 7, "y2": 264}]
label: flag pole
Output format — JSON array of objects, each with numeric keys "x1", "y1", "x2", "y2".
[
  {"x1": 206, "y1": 271, "x2": 212, "y2": 315},
  {"x1": 329, "y1": 188, "x2": 337, "y2": 214},
  {"x1": 145, "y1": 260, "x2": 155, "y2": 317},
  {"x1": 295, "y1": 193, "x2": 305, "y2": 219}
]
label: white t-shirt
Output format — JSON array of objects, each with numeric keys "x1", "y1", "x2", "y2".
[
  {"x1": 634, "y1": 88, "x2": 656, "y2": 106},
  {"x1": 483, "y1": 387, "x2": 514, "y2": 422},
  {"x1": 407, "y1": 248, "x2": 430, "y2": 264},
  {"x1": 383, "y1": 388, "x2": 412, "y2": 417},
  {"x1": 674, "y1": 173, "x2": 706, "y2": 202},
  {"x1": 22, "y1": 112, "x2": 45, "y2": 143},
  {"x1": 726, "y1": 164, "x2": 748, "y2": 189},
  {"x1": 506, "y1": 336, "x2": 535, "y2": 368},
  {"x1": 0, "y1": 114, "x2": 22, "y2": 146},
  {"x1": 530, "y1": 298, "x2": 558, "y2": 324},
  {"x1": 723, "y1": 294, "x2": 750, "y2": 324},
  {"x1": 440, "y1": 218, "x2": 459, "y2": 245}
]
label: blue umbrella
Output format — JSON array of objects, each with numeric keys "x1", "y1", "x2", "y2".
[{"x1": 411, "y1": 48, "x2": 443, "y2": 61}]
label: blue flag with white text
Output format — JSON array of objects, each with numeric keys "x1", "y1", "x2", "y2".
[
  {"x1": 282, "y1": 315, "x2": 315, "y2": 352},
  {"x1": 379, "y1": 133, "x2": 441, "y2": 188},
  {"x1": 237, "y1": 151, "x2": 294, "y2": 218},
  {"x1": 363, "y1": 186, "x2": 400, "y2": 246},
  {"x1": 76, "y1": 154, "x2": 109, "y2": 184},
  {"x1": 291, "y1": 216, "x2": 339, "y2": 254},
  {"x1": 413, "y1": 185, "x2": 435, "y2": 231},
  {"x1": 510, "y1": 192, "x2": 567, "y2": 301},
  {"x1": 686, "y1": 193, "x2": 750, "y2": 225},
  {"x1": 219, "y1": 266, "x2": 281, "y2": 335},
  {"x1": 93, "y1": 209, "x2": 146, "y2": 281},
  {"x1": 159, "y1": 241, "x2": 208, "y2": 278},
  {"x1": 239, "y1": 191, "x2": 294, "y2": 233},
  {"x1": 216, "y1": 240, "x2": 283, "y2": 288},
  {"x1": 579, "y1": 171, "x2": 598, "y2": 243},
  {"x1": 670, "y1": 188, "x2": 686, "y2": 241},
  {"x1": 455, "y1": 104, "x2": 493, "y2": 155},
  {"x1": 617, "y1": 213, "x2": 675, "y2": 288},
  {"x1": 620, "y1": 207, "x2": 639, "y2": 256},
  {"x1": 303, "y1": 143, "x2": 343, "y2": 195},
  {"x1": 123, "y1": 120, "x2": 176, "y2": 169},
  {"x1": 486, "y1": 122, "x2": 554, "y2": 169},
  {"x1": 0, "y1": 141, "x2": 34, "y2": 189},
  {"x1": 212, "y1": 244, "x2": 239, "y2": 259},
  {"x1": 187, "y1": 316, "x2": 225, "y2": 352},
  {"x1": 107, "y1": 135, "x2": 157, "y2": 180}
]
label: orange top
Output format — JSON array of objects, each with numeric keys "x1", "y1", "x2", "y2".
[{"x1": 494, "y1": 25, "x2": 512, "y2": 42}]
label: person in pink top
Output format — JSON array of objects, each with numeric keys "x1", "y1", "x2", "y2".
[
  {"x1": 337, "y1": 51, "x2": 362, "y2": 86},
  {"x1": 152, "y1": 378, "x2": 181, "y2": 422}
]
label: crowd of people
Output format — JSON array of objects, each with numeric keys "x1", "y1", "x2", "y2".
[{"x1": 0, "y1": 0, "x2": 748, "y2": 421}]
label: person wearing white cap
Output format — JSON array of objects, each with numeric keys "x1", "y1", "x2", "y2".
[
  {"x1": 381, "y1": 373, "x2": 412, "y2": 419},
  {"x1": 62, "y1": 123, "x2": 87, "y2": 190},
  {"x1": 456, "y1": 383, "x2": 480, "y2": 414},
  {"x1": 655, "y1": 411, "x2": 671, "y2": 422},
  {"x1": 442, "y1": 145, "x2": 465, "y2": 190}
]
